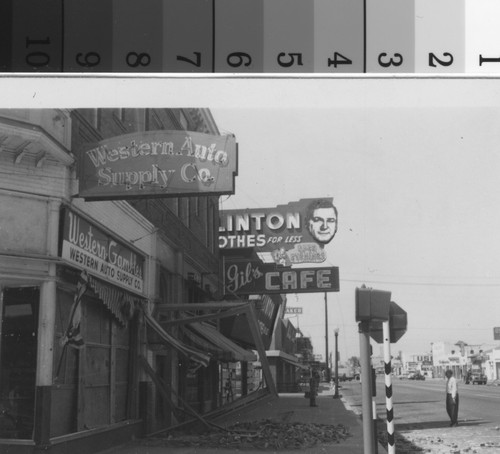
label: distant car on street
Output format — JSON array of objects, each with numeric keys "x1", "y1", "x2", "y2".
[
  {"x1": 466, "y1": 373, "x2": 487, "y2": 385},
  {"x1": 408, "y1": 372, "x2": 425, "y2": 381}
]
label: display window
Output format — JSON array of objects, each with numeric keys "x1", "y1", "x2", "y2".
[{"x1": 0, "y1": 287, "x2": 39, "y2": 439}]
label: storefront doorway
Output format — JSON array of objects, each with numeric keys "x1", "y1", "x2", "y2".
[{"x1": 0, "y1": 287, "x2": 39, "y2": 439}]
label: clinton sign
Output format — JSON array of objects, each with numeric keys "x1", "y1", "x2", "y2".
[
  {"x1": 219, "y1": 198, "x2": 337, "y2": 265},
  {"x1": 78, "y1": 130, "x2": 237, "y2": 200}
]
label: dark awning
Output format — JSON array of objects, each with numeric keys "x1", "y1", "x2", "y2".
[
  {"x1": 189, "y1": 322, "x2": 257, "y2": 363},
  {"x1": 266, "y1": 350, "x2": 309, "y2": 370},
  {"x1": 144, "y1": 312, "x2": 211, "y2": 367},
  {"x1": 87, "y1": 274, "x2": 142, "y2": 326},
  {"x1": 181, "y1": 325, "x2": 233, "y2": 362}
]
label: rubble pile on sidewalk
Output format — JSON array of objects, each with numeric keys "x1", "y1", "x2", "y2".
[{"x1": 145, "y1": 419, "x2": 352, "y2": 450}]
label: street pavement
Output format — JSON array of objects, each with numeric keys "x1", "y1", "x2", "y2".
[
  {"x1": 100, "y1": 383, "x2": 386, "y2": 454},
  {"x1": 343, "y1": 377, "x2": 500, "y2": 454}
]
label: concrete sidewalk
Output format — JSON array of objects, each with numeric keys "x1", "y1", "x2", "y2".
[{"x1": 101, "y1": 384, "x2": 385, "y2": 454}]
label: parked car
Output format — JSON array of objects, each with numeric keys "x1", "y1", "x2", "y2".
[
  {"x1": 467, "y1": 373, "x2": 487, "y2": 385},
  {"x1": 409, "y1": 372, "x2": 425, "y2": 381}
]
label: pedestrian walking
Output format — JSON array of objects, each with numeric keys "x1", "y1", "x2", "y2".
[
  {"x1": 309, "y1": 370, "x2": 320, "y2": 407},
  {"x1": 445, "y1": 369, "x2": 459, "y2": 426}
]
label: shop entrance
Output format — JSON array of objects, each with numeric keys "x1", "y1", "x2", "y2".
[{"x1": 0, "y1": 287, "x2": 39, "y2": 439}]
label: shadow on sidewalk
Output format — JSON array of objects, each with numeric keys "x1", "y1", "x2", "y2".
[
  {"x1": 377, "y1": 418, "x2": 490, "y2": 453},
  {"x1": 393, "y1": 418, "x2": 488, "y2": 431}
]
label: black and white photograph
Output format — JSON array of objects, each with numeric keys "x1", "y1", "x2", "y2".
[{"x1": 1, "y1": 77, "x2": 500, "y2": 454}]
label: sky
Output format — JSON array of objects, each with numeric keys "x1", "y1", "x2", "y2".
[
  {"x1": 4, "y1": 76, "x2": 500, "y2": 365},
  {"x1": 205, "y1": 78, "x2": 500, "y2": 363}
]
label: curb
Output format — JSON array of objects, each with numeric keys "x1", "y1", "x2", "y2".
[{"x1": 339, "y1": 394, "x2": 388, "y2": 454}]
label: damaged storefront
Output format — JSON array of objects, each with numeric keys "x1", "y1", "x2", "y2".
[
  {"x1": 0, "y1": 107, "x2": 252, "y2": 453},
  {"x1": 0, "y1": 109, "x2": 156, "y2": 453},
  {"x1": 142, "y1": 299, "x2": 277, "y2": 434}
]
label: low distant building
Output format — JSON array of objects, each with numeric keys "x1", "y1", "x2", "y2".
[
  {"x1": 432, "y1": 341, "x2": 484, "y2": 379},
  {"x1": 401, "y1": 352, "x2": 433, "y2": 377},
  {"x1": 484, "y1": 346, "x2": 500, "y2": 382},
  {"x1": 472, "y1": 347, "x2": 500, "y2": 382}
]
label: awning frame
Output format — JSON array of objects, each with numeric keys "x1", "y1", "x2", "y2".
[
  {"x1": 266, "y1": 350, "x2": 309, "y2": 370},
  {"x1": 188, "y1": 322, "x2": 257, "y2": 363},
  {"x1": 156, "y1": 300, "x2": 277, "y2": 396},
  {"x1": 144, "y1": 311, "x2": 211, "y2": 367}
]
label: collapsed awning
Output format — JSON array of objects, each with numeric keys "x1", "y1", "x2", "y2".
[
  {"x1": 266, "y1": 350, "x2": 309, "y2": 370},
  {"x1": 144, "y1": 312, "x2": 211, "y2": 367},
  {"x1": 281, "y1": 357, "x2": 309, "y2": 370},
  {"x1": 181, "y1": 326, "x2": 233, "y2": 362},
  {"x1": 87, "y1": 274, "x2": 142, "y2": 326},
  {"x1": 189, "y1": 322, "x2": 257, "y2": 363},
  {"x1": 153, "y1": 301, "x2": 277, "y2": 396}
]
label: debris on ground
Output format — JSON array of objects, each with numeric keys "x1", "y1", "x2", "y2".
[{"x1": 143, "y1": 419, "x2": 351, "y2": 450}]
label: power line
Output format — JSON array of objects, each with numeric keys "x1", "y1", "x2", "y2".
[{"x1": 339, "y1": 277, "x2": 500, "y2": 288}]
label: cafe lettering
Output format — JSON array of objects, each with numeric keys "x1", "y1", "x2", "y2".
[
  {"x1": 265, "y1": 269, "x2": 335, "y2": 292},
  {"x1": 223, "y1": 258, "x2": 339, "y2": 295}
]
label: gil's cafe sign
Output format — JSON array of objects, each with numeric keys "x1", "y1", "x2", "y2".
[
  {"x1": 223, "y1": 258, "x2": 339, "y2": 295},
  {"x1": 78, "y1": 130, "x2": 238, "y2": 200},
  {"x1": 60, "y1": 209, "x2": 145, "y2": 294},
  {"x1": 219, "y1": 198, "x2": 337, "y2": 265}
]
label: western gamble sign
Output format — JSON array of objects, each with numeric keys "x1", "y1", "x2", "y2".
[
  {"x1": 78, "y1": 130, "x2": 237, "y2": 200},
  {"x1": 219, "y1": 198, "x2": 337, "y2": 265},
  {"x1": 224, "y1": 258, "x2": 339, "y2": 295},
  {"x1": 60, "y1": 209, "x2": 145, "y2": 294}
]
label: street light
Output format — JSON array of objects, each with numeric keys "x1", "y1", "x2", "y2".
[{"x1": 334, "y1": 327, "x2": 340, "y2": 398}]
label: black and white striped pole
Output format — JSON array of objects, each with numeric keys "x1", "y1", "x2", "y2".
[{"x1": 383, "y1": 320, "x2": 395, "y2": 454}]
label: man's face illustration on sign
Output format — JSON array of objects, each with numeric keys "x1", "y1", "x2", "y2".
[{"x1": 306, "y1": 200, "x2": 338, "y2": 245}]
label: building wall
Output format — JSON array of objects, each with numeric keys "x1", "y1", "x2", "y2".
[
  {"x1": 69, "y1": 108, "x2": 224, "y2": 433},
  {"x1": 483, "y1": 348, "x2": 500, "y2": 381},
  {"x1": 0, "y1": 107, "x2": 226, "y2": 452}
]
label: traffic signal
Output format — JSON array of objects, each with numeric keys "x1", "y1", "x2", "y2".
[
  {"x1": 370, "y1": 301, "x2": 408, "y2": 343},
  {"x1": 355, "y1": 286, "x2": 391, "y2": 322}
]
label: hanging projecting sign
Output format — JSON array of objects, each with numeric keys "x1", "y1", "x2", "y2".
[
  {"x1": 285, "y1": 307, "x2": 303, "y2": 314},
  {"x1": 219, "y1": 198, "x2": 337, "y2": 265},
  {"x1": 78, "y1": 130, "x2": 238, "y2": 200},
  {"x1": 60, "y1": 209, "x2": 145, "y2": 294},
  {"x1": 220, "y1": 294, "x2": 281, "y2": 350},
  {"x1": 224, "y1": 258, "x2": 339, "y2": 295}
]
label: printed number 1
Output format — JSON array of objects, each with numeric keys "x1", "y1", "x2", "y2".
[{"x1": 479, "y1": 55, "x2": 500, "y2": 66}]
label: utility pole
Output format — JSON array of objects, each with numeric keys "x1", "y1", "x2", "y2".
[
  {"x1": 324, "y1": 292, "x2": 330, "y2": 382},
  {"x1": 334, "y1": 328, "x2": 339, "y2": 398},
  {"x1": 359, "y1": 321, "x2": 376, "y2": 454}
]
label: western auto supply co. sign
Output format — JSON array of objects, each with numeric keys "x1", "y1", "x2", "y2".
[
  {"x1": 219, "y1": 198, "x2": 337, "y2": 265},
  {"x1": 60, "y1": 209, "x2": 145, "y2": 294},
  {"x1": 223, "y1": 258, "x2": 339, "y2": 295},
  {"x1": 78, "y1": 130, "x2": 238, "y2": 200}
]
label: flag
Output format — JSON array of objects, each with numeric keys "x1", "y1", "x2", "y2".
[{"x1": 61, "y1": 270, "x2": 88, "y2": 349}]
